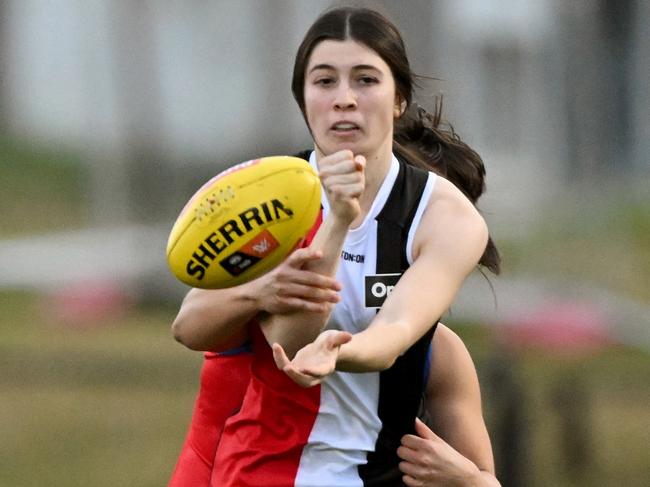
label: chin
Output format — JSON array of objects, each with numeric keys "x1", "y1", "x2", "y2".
[
  {"x1": 312, "y1": 133, "x2": 358, "y2": 155},
  {"x1": 328, "y1": 142, "x2": 368, "y2": 157}
]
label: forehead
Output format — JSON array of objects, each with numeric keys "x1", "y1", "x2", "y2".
[{"x1": 307, "y1": 39, "x2": 391, "y2": 73}]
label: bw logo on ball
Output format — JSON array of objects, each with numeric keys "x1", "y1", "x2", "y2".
[
  {"x1": 219, "y1": 229, "x2": 280, "y2": 276},
  {"x1": 364, "y1": 273, "x2": 402, "y2": 308}
]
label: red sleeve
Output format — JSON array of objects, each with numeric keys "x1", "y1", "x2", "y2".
[{"x1": 300, "y1": 208, "x2": 323, "y2": 248}]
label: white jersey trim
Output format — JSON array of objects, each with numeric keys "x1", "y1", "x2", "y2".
[{"x1": 406, "y1": 173, "x2": 437, "y2": 265}]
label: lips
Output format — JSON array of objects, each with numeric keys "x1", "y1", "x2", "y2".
[{"x1": 330, "y1": 121, "x2": 360, "y2": 133}]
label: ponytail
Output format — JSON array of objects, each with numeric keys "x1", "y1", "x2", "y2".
[{"x1": 393, "y1": 98, "x2": 501, "y2": 275}]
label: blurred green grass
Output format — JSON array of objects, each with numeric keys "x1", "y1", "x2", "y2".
[{"x1": 0, "y1": 291, "x2": 201, "y2": 487}]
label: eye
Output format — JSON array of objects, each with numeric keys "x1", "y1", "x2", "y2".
[
  {"x1": 358, "y1": 76, "x2": 379, "y2": 85},
  {"x1": 314, "y1": 77, "x2": 335, "y2": 87}
]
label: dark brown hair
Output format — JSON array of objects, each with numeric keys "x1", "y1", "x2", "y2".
[{"x1": 292, "y1": 6, "x2": 500, "y2": 274}]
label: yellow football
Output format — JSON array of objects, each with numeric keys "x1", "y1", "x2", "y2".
[{"x1": 166, "y1": 156, "x2": 321, "y2": 289}]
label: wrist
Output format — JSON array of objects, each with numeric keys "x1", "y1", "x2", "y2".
[
  {"x1": 461, "y1": 461, "x2": 482, "y2": 487},
  {"x1": 239, "y1": 275, "x2": 266, "y2": 313},
  {"x1": 327, "y1": 208, "x2": 354, "y2": 225}
]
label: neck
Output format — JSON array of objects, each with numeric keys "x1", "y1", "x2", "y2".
[{"x1": 360, "y1": 150, "x2": 391, "y2": 200}]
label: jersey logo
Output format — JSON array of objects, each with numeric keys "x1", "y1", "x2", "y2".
[
  {"x1": 364, "y1": 273, "x2": 402, "y2": 308},
  {"x1": 341, "y1": 250, "x2": 365, "y2": 263}
]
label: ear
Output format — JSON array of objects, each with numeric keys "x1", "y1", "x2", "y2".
[{"x1": 394, "y1": 97, "x2": 407, "y2": 118}]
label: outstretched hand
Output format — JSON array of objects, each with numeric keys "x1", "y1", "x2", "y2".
[
  {"x1": 256, "y1": 247, "x2": 342, "y2": 315},
  {"x1": 397, "y1": 418, "x2": 480, "y2": 487},
  {"x1": 272, "y1": 330, "x2": 353, "y2": 387}
]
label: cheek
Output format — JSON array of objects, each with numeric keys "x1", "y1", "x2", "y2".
[
  {"x1": 371, "y1": 93, "x2": 398, "y2": 126},
  {"x1": 303, "y1": 90, "x2": 323, "y2": 124}
]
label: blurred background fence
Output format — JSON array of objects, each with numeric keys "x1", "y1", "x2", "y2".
[{"x1": 1, "y1": 1, "x2": 648, "y2": 486}]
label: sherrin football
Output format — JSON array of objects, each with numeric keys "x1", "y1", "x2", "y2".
[{"x1": 166, "y1": 156, "x2": 321, "y2": 289}]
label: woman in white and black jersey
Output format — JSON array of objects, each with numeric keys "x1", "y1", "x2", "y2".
[{"x1": 171, "y1": 6, "x2": 501, "y2": 487}]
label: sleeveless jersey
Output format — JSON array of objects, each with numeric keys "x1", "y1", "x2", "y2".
[{"x1": 212, "y1": 151, "x2": 438, "y2": 487}]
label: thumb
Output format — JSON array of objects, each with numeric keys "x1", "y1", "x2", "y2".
[
  {"x1": 272, "y1": 343, "x2": 291, "y2": 370},
  {"x1": 414, "y1": 417, "x2": 439, "y2": 440},
  {"x1": 327, "y1": 331, "x2": 353, "y2": 349},
  {"x1": 354, "y1": 155, "x2": 366, "y2": 171}
]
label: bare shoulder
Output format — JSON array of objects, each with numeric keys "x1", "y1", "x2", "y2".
[
  {"x1": 428, "y1": 176, "x2": 485, "y2": 225},
  {"x1": 413, "y1": 176, "x2": 488, "y2": 264}
]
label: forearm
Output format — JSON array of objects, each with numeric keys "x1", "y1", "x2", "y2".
[
  {"x1": 336, "y1": 320, "x2": 411, "y2": 372},
  {"x1": 261, "y1": 215, "x2": 350, "y2": 356},
  {"x1": 476, "y1": 470, "x2": 501, "y2": 487},
  {"x1": 172, "y1": 283, "x2": 261, "y2": 351},
  {"x1": 462, "y1": 466, "x2": 501, "y2": 487},
  {"x1": 457, "y1": 465, "x2": 502, "y2": 487}
]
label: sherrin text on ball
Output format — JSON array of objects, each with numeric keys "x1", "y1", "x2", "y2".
[{"x1": 166, "y1": 156, "x2": 321, "y2": 288}]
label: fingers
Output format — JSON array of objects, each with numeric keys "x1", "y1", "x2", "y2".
[
  {"x1": 286, "y1": 247, "x2": 323, "y2": 266},
  {"x1": 278, "y1": 265, "x2": 341, "y2": 290},
  {"x1": 398, "y1": 461, "x2": 428, "y2": 487},
  {"x1": 317, "y1": 150, "x2": 365, "y2": 173},
  {"x1": 318, "y1": 151, "x2": 364, "y2": 185},
  {"x1": 400, "y1": 433, "x2": 430, "y2": 451},
  {"x1": 274, "y1": 296, "x2": 334, "y2": 314},
  {"x1": 319, "y1": 161, "x2": 364, "y2": 184},
  {"x1": 318, "y1": 151, "x2": 364, "y2": 222},
  {"x1": 272, "y1": 343, "x2": 291, "y2": 370},
  {"x1": 399, "y1": 461, "x2": 427, "y2": 486},
  {"x1": 402, "y1": 475, "x2": 422, "y2": 487},
  {"x1": 414, "y1": 417, "x2": 438, "y2": 440},
  {"x1": 353, "y1": 154, "x2": 366, "y2": 171},
  {"x1": 397, "y1": 444, "x2": 419, "y2": 462},
  {"x1": 285, "y1": 367, "x2": 322, "y2": 388},
  {"x1": 317, "y1": 149, "x2": 354, "y2": 168},
  {"x1": 279, "y1": 282, "x2": 340, "y2": 303},
  {"x1": 285, "y1": 249, "x2": 342, "y2": 290},
  {"x1": 272, "y1": 343, "x2": 325, "y2": 387},
  {"x1": 273, "y1": 349, "x2": 321, "y2": 387}
]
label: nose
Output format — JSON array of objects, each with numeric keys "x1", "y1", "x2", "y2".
[{"x1": 333, "y1": 83, "x2": 357, "y2": 111}]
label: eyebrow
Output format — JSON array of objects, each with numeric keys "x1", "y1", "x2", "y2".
[{"x1": 308, "y1": 63, "x2": 382, "y2": 74}]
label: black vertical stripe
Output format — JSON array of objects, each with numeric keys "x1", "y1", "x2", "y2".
[
  {"x1": 359, "y1": 159, "x2": 437, "y2": 486},
  {"x1": 295, "y1": 150, "x2": 437, "y2": 485}
]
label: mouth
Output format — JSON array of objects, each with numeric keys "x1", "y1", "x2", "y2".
[{"x1": 330, "y1": 121, "x2": 361, "y2": 135}]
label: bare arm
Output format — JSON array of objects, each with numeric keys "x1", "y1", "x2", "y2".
[
  {"x1": 171, "y1": 247, "x2": 342, "y2": 351},
  {"x1": 336, "y1": 178, "x2": 487, "y2": 371},
  {"x1": 272, "y1": 177, "x2": 489, "y2": 382},
  {"x1": 397, "y1": 324, "x2": 500, "y2": 486},
  {"x1": 260, "y1": 150, "x2": 364, "y2": 357}
]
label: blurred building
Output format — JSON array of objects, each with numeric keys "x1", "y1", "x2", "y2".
[{"x1": 1, "y1": 0, "x2": 648, "y2": 234}]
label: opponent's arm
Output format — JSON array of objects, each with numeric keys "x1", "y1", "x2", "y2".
[
  {"x1": 397, "y1": 324, "x2": 500, "y2": 487},
  {"x1": 171, "y1": 247, "x2": 341, "y2": 351}
]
